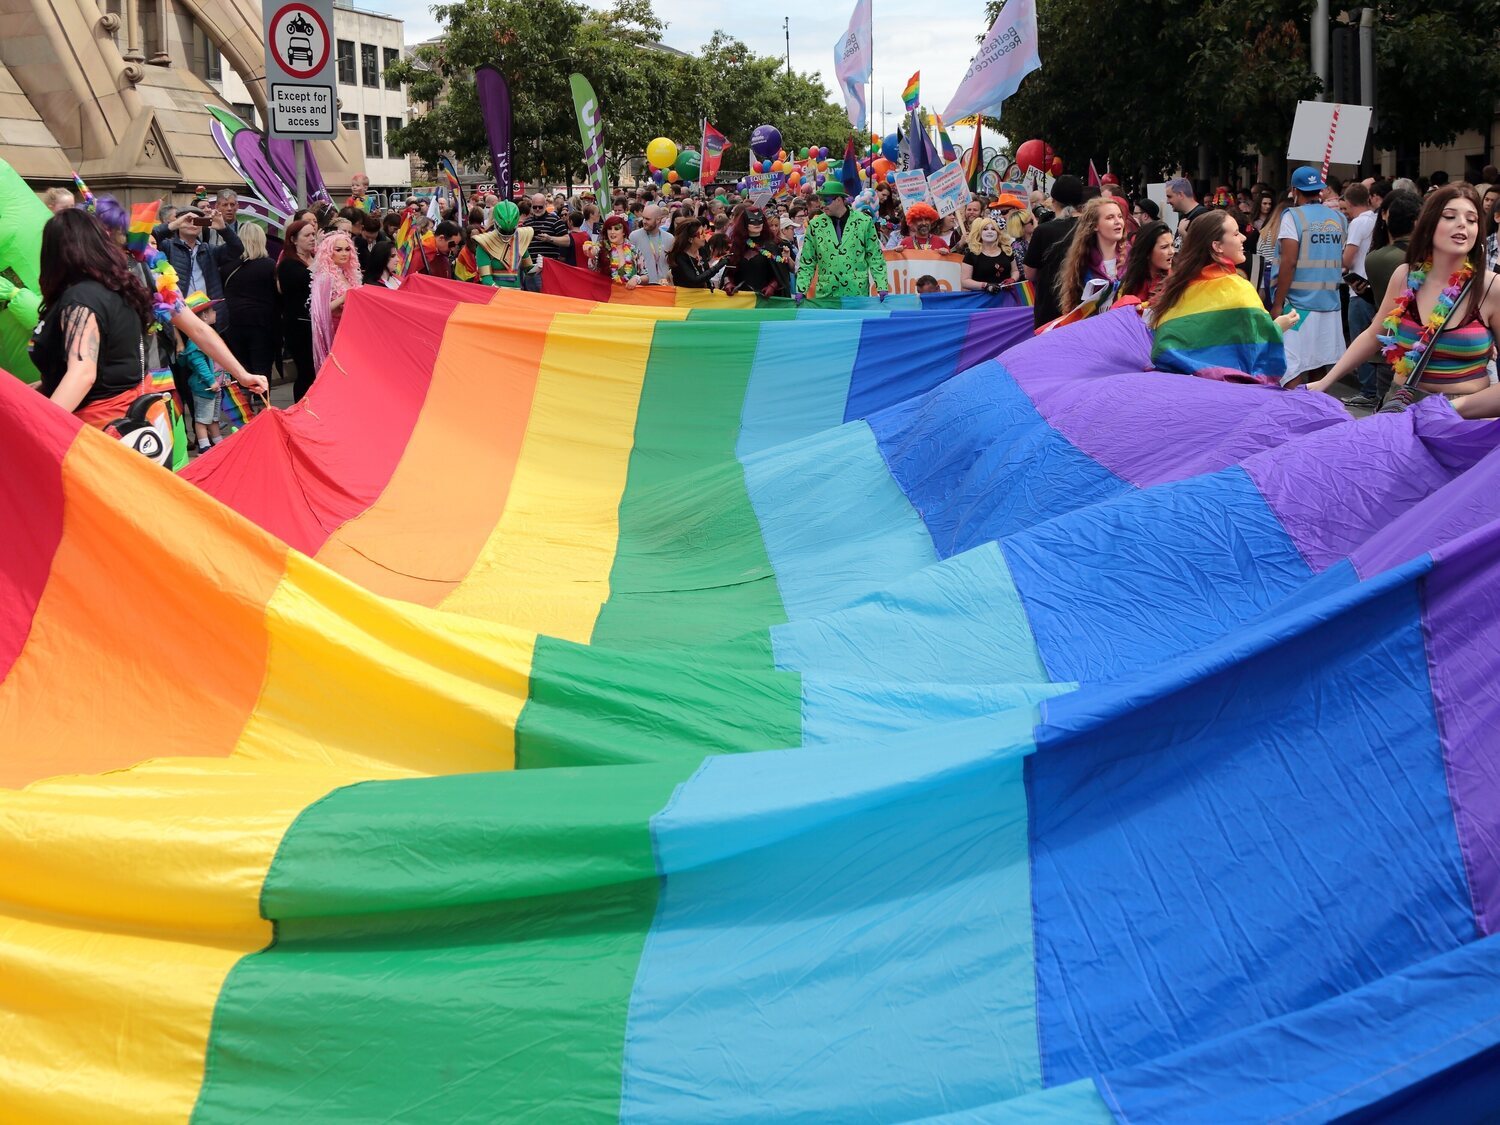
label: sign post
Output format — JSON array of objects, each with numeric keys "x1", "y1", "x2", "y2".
[
  {"x1": 1286, "y1": 101, "x2": 1372, "y2": 177},
  {"x1": 263, "y1": 0, "x2": 337, "y2": 204}
]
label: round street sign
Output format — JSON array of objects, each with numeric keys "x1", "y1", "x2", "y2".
[{"x1": 269, "y1": 2, "x2": 331, "y2": 80}]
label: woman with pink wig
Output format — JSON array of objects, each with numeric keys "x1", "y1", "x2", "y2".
[{"x1": 311, "y1": 230, "x2": 362, "y2": 372}]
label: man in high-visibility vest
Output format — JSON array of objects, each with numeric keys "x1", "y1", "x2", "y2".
[{"x1": 1272, "y1": 165, "x2": 1348, "y2": 386}]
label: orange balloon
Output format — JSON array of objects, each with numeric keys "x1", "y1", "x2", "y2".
[
  {"x1": 788, "y1": 172, "x2": 802, "y2": 187},
  {"x1": 772, "y1": 160, "x2": 785, "y2": 172},
  {"x1": 667, "y1": 169, "x2": 680, "y2": 182},
  {"x1": 872, "y1": 157, "x2": 892, "y2": 177}
]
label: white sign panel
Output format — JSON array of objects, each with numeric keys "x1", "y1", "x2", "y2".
[
  {"x1": 892, "y1": 169, "x2": 930, "y2": 210},
  {"x1": 263, "y1": 0, "x2": 336, "y2": 138},
  {"x1": 1286, "y1": 101, "x2": 1373, "y2": 166},
  {"x1": 927, "y1": 161, "x2": 972, "y2": 218},
  {"x1": 270, "y1": 84, "x2": 334, "y2": 136}
]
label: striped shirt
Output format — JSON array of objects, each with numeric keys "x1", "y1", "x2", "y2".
[{"x1": 524, "y1": 212, "x2": 570, "y2": 260}]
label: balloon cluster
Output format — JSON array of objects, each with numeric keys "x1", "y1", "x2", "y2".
[
  {"x1": 735, "y1": 123, "x2": 915, "y2": 194},
  {"x1": 646, "y1": 136, "x2": 702, "y2": 185},
  {"x1": 1015, "y1": 138, "x2": 1064, "y2": 177}
]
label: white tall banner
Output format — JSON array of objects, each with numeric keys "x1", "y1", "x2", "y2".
[
  {"x1": 834, "y1": 0, "x2": 874, "y2": 131},
  {"x1": 942, "y1": 0, "x2": 1042, "y2": 123}
]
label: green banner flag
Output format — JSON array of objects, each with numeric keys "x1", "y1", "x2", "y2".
[{"x1": 569, "y1": 74, "x2": 610, "y2": 203}]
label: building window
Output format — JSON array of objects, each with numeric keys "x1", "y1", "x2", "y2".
[
  {"x1": 360, "y1": 43, "x2": 378, "y2": 87},
  {"x1": 386, "y1": 116, "x2": 403, "y2": 153},
  {"x1": 340, "y1": 112, "x2": 359, "y2": 133},
  {"x1": 233, "y1": 102, "x2": 257, "y2": 128},
  {"x1": 383, "y1": 47, "x2": 400, "y2": 89},
  {"x1": 191, "y1": 22, "x2": 222, "y2": 82},
  {"x1": 336, "y1": 39, "x2": 355, "y2": 85},
  {"x1": 141, "y1": 0, "x2": 162, "y2": 62},
  {"x1": 364, "y1": 115, "x2": 383, "y2": 159}
]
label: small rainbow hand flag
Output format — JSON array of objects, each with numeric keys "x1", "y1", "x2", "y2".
[
  {"x1": 127, "y1": 201, "x2": 160, "y2": 254},
  {"x1": 902, "y1": 71, "x2": 920, "y2": 111},
  {"x1": 935, "y1": 112, "x2": 958, "y2": 164}
]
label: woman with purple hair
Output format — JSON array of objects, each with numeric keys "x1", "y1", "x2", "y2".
[{"x1": 89, "y1": 195, "x2": 264, "y2": 411}]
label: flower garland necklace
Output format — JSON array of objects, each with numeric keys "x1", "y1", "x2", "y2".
[
  {"x1": 744, "y1": 237, "x2": 788, "y2": 264},
  {"x1": 1377, "y1": 259, "x2": 1474, "y2": 383}
]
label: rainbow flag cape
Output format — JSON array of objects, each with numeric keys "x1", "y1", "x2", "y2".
[
  {"x1": 453, "y1": 242, "x2": 478, "y2": 282},
  {"x1": 6, "y1": 289, "x2": 1500, "y2": 1120},
  {"x1": 1151, "y1": 264, "x2": 1286, "y2": 382},
  {"x1": 902, "y1": 70, "x2": 920, "y2": 110}
]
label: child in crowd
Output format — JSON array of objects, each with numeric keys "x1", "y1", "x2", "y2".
[
  {"x1": 914, "y1": 275, "x2": 941, "y2": 294},
  {"x1": 176, "y1": 291, "x2": 228, "y2": 453}
]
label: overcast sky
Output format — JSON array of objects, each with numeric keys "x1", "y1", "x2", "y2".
[{"x1": 380, "y1": 0, "x2": 997, "y2": 140}]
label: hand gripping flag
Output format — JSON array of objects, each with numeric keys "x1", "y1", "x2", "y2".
[
  {"x1": 833, "y1": 0, "x2": 873, "y2": 131},
  {"x1": 942, "y1": 0, "x2": 1042, "y2": 122}
]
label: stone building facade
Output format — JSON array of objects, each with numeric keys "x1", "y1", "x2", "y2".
[{"x1": 0, "y1": 0, "x2": 366, "y2": 203}]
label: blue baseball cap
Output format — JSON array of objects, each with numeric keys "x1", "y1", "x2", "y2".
[{"x1": 1290, "y1": 165, "x2": 1326, "y2": 192}]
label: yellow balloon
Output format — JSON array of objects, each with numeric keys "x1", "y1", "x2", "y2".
[{"x1": 646, "y1": 137, "x2": 678, "y2": 169}]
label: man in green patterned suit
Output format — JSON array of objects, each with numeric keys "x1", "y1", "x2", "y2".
[{"x1": 795, "y1": 181, "x2": 889, "y2": 300}]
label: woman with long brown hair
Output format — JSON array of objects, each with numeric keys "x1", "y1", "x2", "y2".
[
  {"x1": 666, "y1": 219, "x2": 719, "y2": 288},
  {"x1": 1055, "y1": 196, "x2": 1128, "y2": 314},
  {"x1": 1310, "y1": 184, "x2": 1500, "y2": 408},
  {"x1": 1149, "y1": 209, "x2": 1298, "y2": 383},
  {"x1": 1117, "y1": 220, "x2": 1174, "y2": 304},
  {"x1": 1255, "y1": 191, "x2": 1293, "y2": 306}
]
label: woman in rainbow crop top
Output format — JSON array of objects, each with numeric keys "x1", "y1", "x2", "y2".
[{"x1": 1309, "y1": 184, "x2": 1498, "y2": 407}]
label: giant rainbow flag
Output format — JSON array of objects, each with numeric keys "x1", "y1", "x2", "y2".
[{"x1": 4, "y1": 281, "x2": 1500, "y2": 1121}]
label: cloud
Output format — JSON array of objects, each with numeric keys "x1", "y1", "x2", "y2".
[{"x1": 378, "y1": 0, "x2": 996, "y2": 131}]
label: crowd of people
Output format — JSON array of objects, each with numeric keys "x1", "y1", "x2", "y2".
[{"x1": 26, "y1": 157, "x2": 1500, "y2": 455}]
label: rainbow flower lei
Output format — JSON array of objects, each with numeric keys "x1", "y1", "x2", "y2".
[
  {"x1": 744, "y1": 237, "x2": 790, "y2": 264},
  {"x1": 1376, "y1": 259, "x2": 1474, "y2": 384},
  {"x1": 127, "y1": 201, "x2": 184, "y2": 329}
]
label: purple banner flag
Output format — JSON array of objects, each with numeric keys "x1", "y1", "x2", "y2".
[{"x1": 476, "y1": 65, "x2": 514, "y2": 200}]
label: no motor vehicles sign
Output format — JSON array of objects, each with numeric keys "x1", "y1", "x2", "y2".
[{"x1": 263, "y1": 0, "x2": 336, "y2": 138}]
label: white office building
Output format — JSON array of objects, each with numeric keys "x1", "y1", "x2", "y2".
[{"x1": 214, "y1": 0, "x2": 411, "y2": 195}]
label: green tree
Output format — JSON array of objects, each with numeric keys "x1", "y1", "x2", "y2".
[
  {"x1": 386, "y1": 2, "x2": 860, "y2": 188},
  {"x1": 386, "y1": 0, "x2": 688, "y2": 185},
  {"x1": 1368, "y1": 0, "x2": 1500, "y2": 154},
  {"x1": 980, "y1": 0, "x2": 1500, "y2": 182}
]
